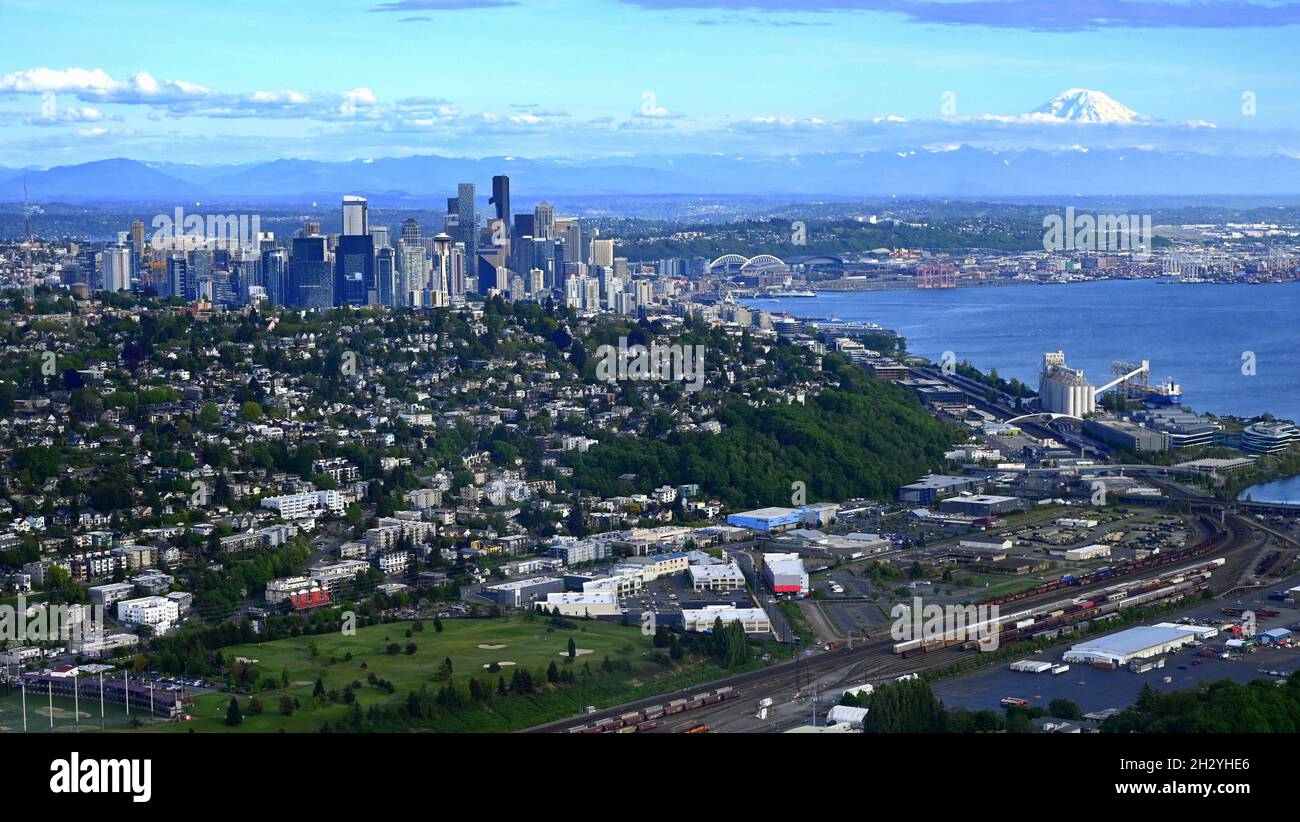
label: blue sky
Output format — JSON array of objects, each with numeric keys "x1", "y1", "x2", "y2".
[{"x1": 2, "y1": 0, "x2": 1298, "y2": 165}]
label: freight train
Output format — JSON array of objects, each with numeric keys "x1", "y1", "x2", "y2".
[
  {"x1": 891, "y1": 557, "x2": 1224, "y2": 655},
  {"x1": 983, "y1": 514, "x2": 1229, "y2": 607},
  {"x1": 565, "y1": 686, "x2": 740, "y2": 733}
]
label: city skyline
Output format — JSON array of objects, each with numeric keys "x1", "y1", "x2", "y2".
[{"x1": 2, "y1": 0, "x2": 1300, "y2": 166}]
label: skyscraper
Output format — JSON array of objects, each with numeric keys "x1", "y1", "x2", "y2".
[
  {"x1": 291, "y1": 235, "x2": 332, "y2": 309},
  {"x1": 489, "y1": 175, "x2": 511, "y2": 248},
  {"x1": 559, "y1": 218, "x2": 583, "y2": 265},
  {"x1": 103, "y1": 246, "x2": 132, "y2": 292},
  {"x1": 591, "y1": 238, "x2": 615, "y2": 268},
  {"x1": 335, "y1": 196, "x2": 374, "y2": 305},
  {"x1": 166, "y1": 254, "x2": 190, "y2": 301},
  {"x1": 401, "y1": 218, "x2": 421, "y2": 246},
  {"x1": 376, "y1": 246, "x2": 396, "y2": 307},
  {"x1": 261, "y1": 247, "x2": 288, "y2": 306},
  {"x1": 457, "y1": 182, "x2": 477, "y2": 273},
  {"x1": 335, "y1": 234, "x2": 374, "y2": 306},
  {"x1": 129, "y1": 219, "x2": 145, "y2": 277},
  {"x1": 342, "y1": 195, "x2": 369, "y2": 236},
  {"x1": 534, "y1": 201, "x2": 555, "y2": 241}
]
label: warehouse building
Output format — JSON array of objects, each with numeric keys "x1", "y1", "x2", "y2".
[
  {"x1": 1064, "y1": 544, "x2": 1111, "y2": 561},
  {"x1": 482, "y1": 576, "x2": 565, "y2": 608},
  {"x1": 762, "y1": 552, "x2": 809, "y2": 595},
  {"x1": 681, "y1": 605, "x2": 772, "y2": 634},
  {"x1": 1063, "y1": 625, "x2": 1199, "y2": 666},
  {"x1": 726, "y1": 507, "x2": 805, "y2": 533},
  {"x1": 938, "y1": 494, "x2": 1024, "y2": 518},
  {"x1": 1083, "y1": 418, "x2": 1169, "y2": 453},
  {"x1": 689, "y1": 562, "x2": 747, "y2": 591},
  {"x1": 897, "y1": 474, "x2": 980, "y2": 504},
  {"x1": 537, "y1": 592, "x2": 620, "y2": 618}
]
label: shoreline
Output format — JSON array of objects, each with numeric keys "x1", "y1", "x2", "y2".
[{"x1": 741, "y1": 285, "x2": 1300, "y2": 502}]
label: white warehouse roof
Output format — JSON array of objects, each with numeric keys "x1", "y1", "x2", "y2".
[{"x1": 1065, "y1": 625, "x2": 1198, "y2": 665}]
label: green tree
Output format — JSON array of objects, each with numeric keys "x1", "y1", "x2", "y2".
[{"x1": 225, "y1": 696, "x2": 243, "y2": 727}]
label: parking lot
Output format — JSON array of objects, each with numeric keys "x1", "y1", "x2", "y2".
[{"x1": 934, "y1": 578, "x2": 1300, "y2": 714}]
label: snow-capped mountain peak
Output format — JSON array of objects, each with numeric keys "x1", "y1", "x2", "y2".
[{"x1": 1032, "y1": 89, "x2": 1140, "y2": 123}]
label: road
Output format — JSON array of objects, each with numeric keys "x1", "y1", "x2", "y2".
[{"x1": 527, "y1": 511, "x2": 1267, "y2": 733}]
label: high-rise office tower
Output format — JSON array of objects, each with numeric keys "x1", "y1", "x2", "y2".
[
  {"x1": 401, "y1": 218, "x2": 421, "y2": 246},
  {"x1": 591, "y1": 238, "x2": 615, "y2": 268},
  {"x1": 166, "y1": 254, "x2": 190, "y2": 301},
  {"x1": 291, "y1": 235, "x2": 332, "y2": 309},
  {"x1": 371, "y1": 225, "x2": 391, "y2": 250},
  {"x1": 558, "y1": 218, "x2": 583, "y2": 265},
  {"x1": 457, "y1": 183, "x2": 477, "y2": 269},
  {"x1": 376, "y1": 246, "x2": 396, "y2": 307},
  {"x1": 400, "y1": 243, "x2": 429, "y2": 304},
  {"x1": 103, "y1": 246, "x2": 132, "y2": 292},
  {"x1": 261, "y1": 247, "x2": 288, "y2": 306},
  {"x1": 335, "y1": 196, "x2": 374, "y2": 305},
  {"x1": 534, "y1": 201, "x2": 555, "y2": 241},
  {"x1": 513, "y1": 213, "x2": 534, "y2": 241},
  {"x1": 490, "y1": 175, "x2": 510, "y2": 230},
  {"x1": 129, "y1": 220, "x2": 145, "y2": 275},
  {"x1": 342, "y1": 195, "x2": 369, "y2": 236},
  {"x1": 303, "y1": 220, "x2": 321, "y2": 237}
]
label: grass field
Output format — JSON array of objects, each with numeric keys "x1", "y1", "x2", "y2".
[
  {"x1": 141, "y1": 614, "x2": 757, "y2": 733},
  {"x1": 0, "y1": 690, "x2": 146, "y2": 733}
]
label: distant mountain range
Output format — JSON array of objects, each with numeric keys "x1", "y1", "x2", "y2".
[{"x1": 4, "y1": 146, "x2": 1300, "y2": 203}]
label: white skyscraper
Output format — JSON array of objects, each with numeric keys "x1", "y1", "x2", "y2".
[
  {"x1": 102, "y1": 246, "x2": 132, "y2": 292},
  {"x1": 591, "y1": 238, "x2": 615, "y2": 268}
]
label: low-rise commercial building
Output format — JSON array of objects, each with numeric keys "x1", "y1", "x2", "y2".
[
  {"x1": 688, "y1": 562, "x2": 747, "y2": 591},
  {"x1": 897, "y1": 475, "x2": 980, "y2": 504},
  {"x1": 681, "y1": 605, "x2": 771, "y2": 634},
  {"x1": 537, "y1": 592, "x2": 620, "y2": 618},
  {"x1": 762, "y1": 552, "x2": 809, "y2": 595},
  {"x1": 482, "y1": 576, "x2": 566, "y2": 608}
]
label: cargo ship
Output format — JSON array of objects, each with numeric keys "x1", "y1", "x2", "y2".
[{"x1": 1133, "y1": 378, "x2": 1182, "y2": 405}]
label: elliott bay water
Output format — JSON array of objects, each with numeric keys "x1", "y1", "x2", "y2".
[{"x1": 748, "y1": 279, "x2": 1300, "y2": 502}]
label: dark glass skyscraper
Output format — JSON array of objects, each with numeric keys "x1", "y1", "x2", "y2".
[
  {"x1": 261, "y1": 247, "x2": 288, "y2": 306},
  {"x1": 336, "y1": 195, "x2": 375, "y2": 305},
  {"x1": 489, "y1": 175, "x2": 510, "y2": 245},
  {"x1": 457, "y1": 182, "x2": 477, "y2": 274},
  {"x1": 291, "y1": 235, "x2": 332, "y2": 309},
  {"x1": 335, "y1": 234, "x2": 374, "y2": 306}
]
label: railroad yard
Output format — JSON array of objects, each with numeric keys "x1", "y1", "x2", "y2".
[{"x1": 531, "y1": 507, "x2": 1300, "y2": 733}]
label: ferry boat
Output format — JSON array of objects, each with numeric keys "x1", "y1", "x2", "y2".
[{"x1": 767, "y1": 289, "x2": 817, "y2": 297}]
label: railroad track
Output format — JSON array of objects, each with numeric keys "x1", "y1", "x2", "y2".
[{"x1": 528, "y1": 513, "x2": 1259, "y2": 734}]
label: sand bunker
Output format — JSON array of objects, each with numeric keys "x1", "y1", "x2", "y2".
[
  {"x1": 36, "y1": 706, "x2": 91, "y2": 720},
  {"x1": 482, "y1": 661, "x2": 517, "y2": 668},
  {"x1": 477, "y1": 644, "x2": 507, "y2": 650},
  {"x1": 559, "y1": 648, "x2": 594, "y2": 657}
]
